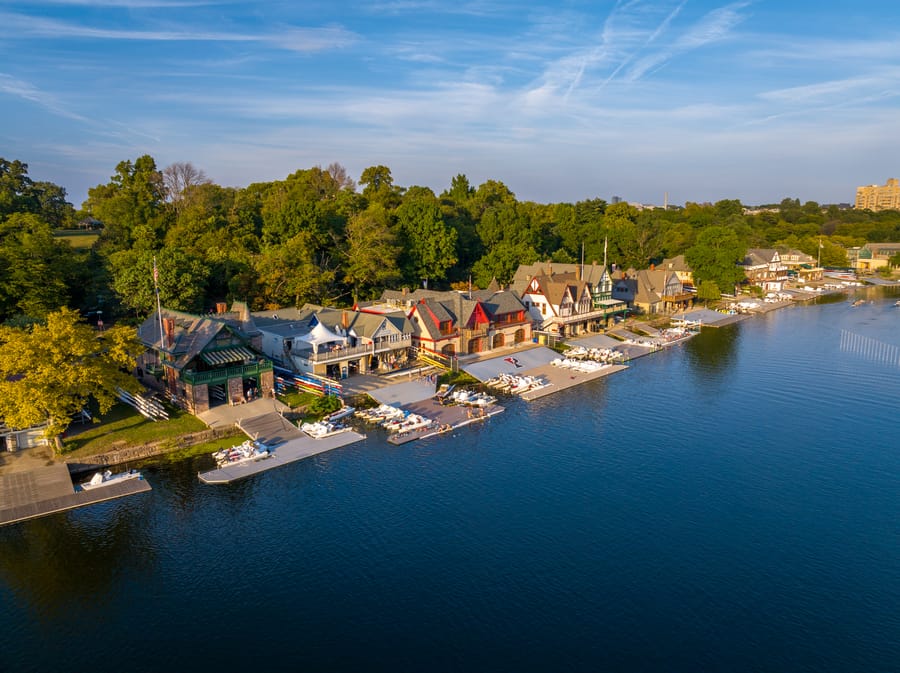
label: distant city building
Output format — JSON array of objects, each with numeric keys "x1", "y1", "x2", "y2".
[
  {"x1": 855, "y1": 178, "x2": 900, "y2": 211},
  {"x1": 611, "y1": 195, "x2": 621, "y2": 204}
]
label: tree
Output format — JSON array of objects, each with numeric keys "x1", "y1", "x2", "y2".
[
  {"x1": 0, "y1": 213, "x2": 74, "y2": 322},
  {"x1": 359, "y1": 165, "x2": 403, "y2": 208},
  {"x1": 0, "y1": 308, "x2": 142, "y2": 450},
  {"x1": 162, "y1": 161, "x2": 210, "y2": 208},
  {"x1": 396, "y1": 189, "x2": 457, "y2": 287},
  {"x1": 85, "y1": 155, "x2": 167, "y2": 251},
  {"x1": 254, "y1": 231, "x2": 336, "y2": 308},
  {"x1": 343, "y1": 205, "x2": 401, "y2": 300},
  {"x1": 696, "y1": 279, "x2": 722, "y2": 302},
  {"x1": 107, "y1": 247, "x2": 210, "y2": 315},
  {"x1": 685, "y1": 226, "x2": 747, "y2": 294}
]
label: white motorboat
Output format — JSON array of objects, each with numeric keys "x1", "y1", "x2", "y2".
[
  {"x1": 212, "y1": 440, "x2": 271, "y2": 467},
  {"x1": 80, "y1": 469, "x2": 143, "y2": 491},
  {"x1": 301, "y1": 421, "x2": 351, "y2": 439},
  {"x1": 326, "y1": 406, "x2": 355, "y2": 422}
]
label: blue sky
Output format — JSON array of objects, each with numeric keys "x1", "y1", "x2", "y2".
[{"x1": 2, "y1": 1, "x2": 899, "y2": 208}]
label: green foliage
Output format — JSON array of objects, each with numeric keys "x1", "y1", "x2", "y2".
[
  {"x1": 396, "y1": 189, "x2": 458, "y2": 286},
  {"x1": 0, "y1": 213, "x2": 75, "y2": 322},
  {"x1": 697, "y1": 279, "x2": 722, "y2": 302},
  {"x1": 309, "y1": 394, "x2": 342, "y2": 417},
  {"x1": 86, "y1": 155, "x2": 167, "y2": 252},
  {"x1": 685, "y1": 226, "x2": 747, "y2": 294},
  {"x1": 0, "y1": 308, "x2": 143, "y2": 448},
  {"x1": 343, "y1": 205, "x2": 401, "y2": 300}
]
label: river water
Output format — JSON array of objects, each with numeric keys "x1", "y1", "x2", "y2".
[{"x1": 2, "y1": 292, "x2": 899, "y2": 673}]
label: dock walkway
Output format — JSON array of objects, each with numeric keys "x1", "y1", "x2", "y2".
[
  {"x1": 198, "y1": 411, "x2": 365, "y2": 484},
  {"x1": 0, "y1": 463, "x2": 151, "y2": 527}
]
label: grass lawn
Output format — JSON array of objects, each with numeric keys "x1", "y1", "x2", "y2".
[
  {"x1": 276, "y1": 390, "x2": 318, "y2": 409},
  {"x1": 63, "y1": 403, "x2": 208, "y2": 459},
  {"x1": 54, "y1": 230, "x2": 99, "y2": 249}
]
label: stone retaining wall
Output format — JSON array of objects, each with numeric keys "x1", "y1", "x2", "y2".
[{"x1": 65, "y1": 427, "x2": 239, "y2": 471}]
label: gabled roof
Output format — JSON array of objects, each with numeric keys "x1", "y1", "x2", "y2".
[
  {"x1": 744, "y1": 249, "x2": 781, "y2": 265},
  {"x1": 660, "y1": 254, "x2": 692, "y2": 272},
  {"x1": 469, "y1": 289, "x2": 527, "y2": 317},
  {"x1": 138, "y1": 309, "x2": 238, "y2": 370}
]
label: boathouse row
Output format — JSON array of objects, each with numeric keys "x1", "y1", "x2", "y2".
[
  {"x1": 137, "y1": 304, "x2": 275, "y2": 415},
  {"x1": 374, "y1": 287, "x2": 533, "y2": 356},
  {"x1": 512, "y1": 262, "x2": 630, "y2": 337},
  {"x1": 252, "y1": 304, "x2": 415, "y2": 378}
]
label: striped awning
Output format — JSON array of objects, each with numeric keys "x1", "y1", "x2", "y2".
[{"x1": 200, "y1": 347, "x2": 256, "y2": 366}]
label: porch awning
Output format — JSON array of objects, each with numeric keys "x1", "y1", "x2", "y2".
[{"x1": 200, "y1": 346, "x2": 256, "y2": 366}]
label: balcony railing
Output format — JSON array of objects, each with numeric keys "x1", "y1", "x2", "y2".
[
  {"x1": 304, "y1": 337, "x2": 412, "y2": 363},
  {"x1": 181, "y1": 360, "x2": 273, "y2": 386}
]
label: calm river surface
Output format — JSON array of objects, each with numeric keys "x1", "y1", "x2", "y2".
[{"x1": 2, "y1": 292, "x2": 899, "y2": 673}]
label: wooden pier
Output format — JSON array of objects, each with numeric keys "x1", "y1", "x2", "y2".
[
  {"x1": 198, "y1": 411, "x2": 366, "y2": 484},
  {"x1": 0, "y1": 463, "x2": 151, "y2": 527}
]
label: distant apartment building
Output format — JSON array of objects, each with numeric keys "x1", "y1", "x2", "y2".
[{"x1": 855, "y1": 178, "x2": 900, "y2": 211}]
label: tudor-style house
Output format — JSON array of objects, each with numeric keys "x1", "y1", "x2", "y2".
[
  {"x1": 779, "y1": 249, "x2": 823, "y2": 282},
  {"x1": 659, "y1": 254, "x2": 695, "y2": 288},
  {"x1": 512, "y1": 262, "x2": 627, "y2": 336},
  {"x1": 254, "y1": 305, "x2": 414, "y2": 379},
  {"x1": 742, "y1": 249, "x2": 789, "y2": 292},
  {"x1": 376, "y1": 287, "x2": 532, "y2": 355},
  {"x1": 138, "y1": 303, "x2": 274, "y2": 414},
  {"x1": 632, "y1": 269, "x2": 693, "y2": 314}
]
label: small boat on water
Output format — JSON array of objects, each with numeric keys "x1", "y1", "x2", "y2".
[
  {"x1": 325, "y1": 406, "x2": 355, "y2": 422},
  {"x1": 212, "y1": 440, "x2": 271, "y2": 468},
  {"x1": 894, "y1": 300, "x2": 900, "y2": 307},
  {"x1": 301, "y1": 420, "x2": 352, "y2": 439},
  {"x1": 80, "y1": 469, "x2": 143, "y2": 491},
  {"x1": 851, "y1": 299, "x2": 866, "y2": 307}
]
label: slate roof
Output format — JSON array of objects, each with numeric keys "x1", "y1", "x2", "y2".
[
  {"x1": 660, "y1": 254, "x2": 692, "y2": 272},
  {"x1": 512, "y1": 261, "x2": 609, "y2": 291},
  {"x1": 744, "y1": 249, "x2": 781, "y2": 266},
  {"x1": 138, "y1": 309, "x2": 233, "y2": 370}
]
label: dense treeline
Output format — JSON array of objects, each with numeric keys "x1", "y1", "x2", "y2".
[{"x1": 2, "y1": 154, "x2": 900, "y2": 326}]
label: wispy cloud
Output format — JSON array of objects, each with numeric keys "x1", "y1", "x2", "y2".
[
  {"x1": 625, "y1": 1, "x2": 750, "y2": 82},
  {"x1": 23, "y1": 0, "x2": 226, "y2": 7},
  {"x1": 0, "y1": 73, "x2": 87, "y2": 122},
  {"x1": 0, "y1": 11, "x2": 358, "y2": 52}
]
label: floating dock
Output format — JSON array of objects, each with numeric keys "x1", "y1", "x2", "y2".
[
  {"x1": 0, "y1": 463, "x2": 151, "y2": 527},
  {"x1": 384, "y1": 398, "x2": 505, "y2": 445},
  {"x1": 198, "y1": 411, "x2": 365, "y2": 484}
]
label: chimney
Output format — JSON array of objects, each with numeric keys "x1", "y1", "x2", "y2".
[
  {"x1": 164, "y1": 318, "x2": 175, "y2": 347},
  {"x1": 216, "y1": 302, "x2": 227, "y2": 314},
  {"x1": 402, "y1": 287, "x2": 409, "y2": 295},
  {"x1": 341, "y1": 310, "x2": 350, "y2": 329}
]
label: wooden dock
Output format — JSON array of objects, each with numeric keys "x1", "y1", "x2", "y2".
[
  {"x1": 384, "y1": 398, "x2": 505, "y2": 445},
  {"x1": 198, "y1": 411, "x2": 366, "y2": 484},
  {"x1": 0, "y1": 463, "x2": 151, "y2": 527},
  {"x1": 519, "y1": 363, "x2": 628, "y2": 400}
]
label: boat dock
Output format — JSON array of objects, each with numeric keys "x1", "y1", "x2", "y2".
[
  {"x1": 198, "y1": 411, "x2": 365, "y2": 484},
  {"x1": 462, "y1": 346, "x2": 627, "y2": 400},
  {"x1": 0, "y1": 463, "x2": 151, "y2": 527},
  {"x1": 385, "y1": 397, "x2": 505, "y2": 445}
]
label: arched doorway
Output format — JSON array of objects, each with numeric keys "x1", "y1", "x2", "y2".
[
  {"x1": 441, "y1": 343, "x2": 456, "y2": 356},
  {"x1": 468, "y1": 337, "x2": 483, "y2": 353},
  {"x1": 514, "y1": 328, "x2": 525, "y2": 344},
  {"x1": 492, "y1": 333, "x2": 505, "y2": 348}
]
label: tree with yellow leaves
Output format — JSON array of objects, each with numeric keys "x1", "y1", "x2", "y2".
[{"x1": 0, "y1": 308, "x2": 143, "y2": 451}]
